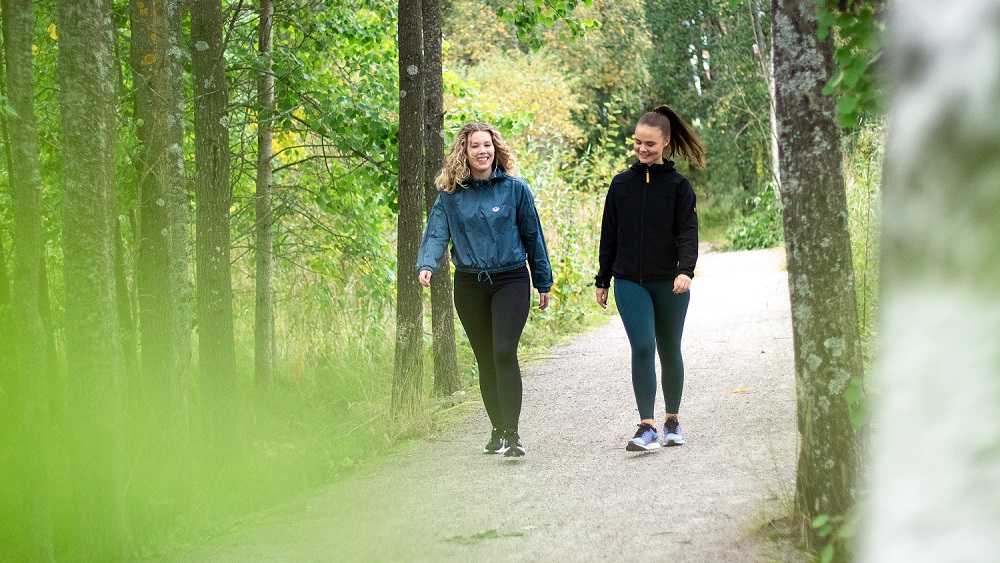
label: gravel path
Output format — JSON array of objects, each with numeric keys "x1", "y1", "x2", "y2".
[{"x1": 171, "y1": 248, "x2": 804, "y2": 562}]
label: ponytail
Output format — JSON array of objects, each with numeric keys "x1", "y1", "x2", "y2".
[{"x1": 637, "y1": 104, "x2": 707, "y2": 169}]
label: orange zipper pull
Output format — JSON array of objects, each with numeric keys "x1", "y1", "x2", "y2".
[{"x1": 646, "y1": 169, "x2": 650, "y2": 183}]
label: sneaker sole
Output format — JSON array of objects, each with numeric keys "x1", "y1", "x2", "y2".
[
  {"x1": 483, "y1": 448, "x2": 501, "y2": 454},
  {"x1": 503, "y1": 448, "x2": 525, "y2": 458},
  {"x1": 664, "y1": 437, "x2": 685, "y2": 447},
  {"x1": 626, "y1": 440, "x2": 661, "y2": 452}
]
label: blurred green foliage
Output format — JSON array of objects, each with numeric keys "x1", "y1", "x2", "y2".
[
  {"x1": 818, "y1": 0, "x2": 885, "y2": 127},
  {"x1": 0, "y1": 0, "x2": 886, "y2": 557},
  {"x1": 724, "y1": 182, "x2": 783, "y2": 250}
]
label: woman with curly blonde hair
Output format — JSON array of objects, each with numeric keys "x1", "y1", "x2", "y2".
[
  {"x1": 435, "y1": 123, "x2": 519, "y2": 193},
  {"x1": 417, "y1": 122, "x2": 552, "y2": 458}
]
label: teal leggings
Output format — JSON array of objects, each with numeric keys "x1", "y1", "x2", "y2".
[{"x1": 614, "y1": 278, "x2": 690, "y2": 420}]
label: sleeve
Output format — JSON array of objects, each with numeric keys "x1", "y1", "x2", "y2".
[
  {"x1": 673, "y1": 178, "x2": 699, "y2": 278},
  {"x1": 515, "y1": 182, "x2": 553, "y2": 292},
  {"x1": 594, "y1": 183, "x2": 617, "y2": 288},
  {"x1": 416, "y1": 195, "x2": 451, "y2": 275}
]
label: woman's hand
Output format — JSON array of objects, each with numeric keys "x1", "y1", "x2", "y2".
[
  {"x1": 673, "y1": 274, "x2": 692, "y2": 294},
  {"x1": 539, "y1": 292, "x2": 550, "y2": 310},
  {"x1": 595, "y1": 287, "x2": 609, "y2": 309},
  {"x1": 418, "y1": 270, "x2": 432, "y2": 287}
]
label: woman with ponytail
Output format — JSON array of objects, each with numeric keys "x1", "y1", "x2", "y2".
[
  {"x1": 417, "y1": 123, "x2": 553, "y2": 458},
  {"x1": 594, "y1": 105, "x2": 706, "y2": 451}
]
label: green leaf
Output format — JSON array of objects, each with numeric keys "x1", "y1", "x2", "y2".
[
  {"x1": 835, "y1": 13, "x2": 854, "y2": 28},
  {"x1": 838, "y1": 111, "x2": 859, "y2": 128},
  {"x1": 837, "y1": 517, "x2": 859, "y2": 539},
  {"x1": 842, "y1": 56, "x2": 870, "y2": 89},
  {"x1": 817, "y1": 9, "x2": 836, "y2": 41},
  {"x1": 821, "y1": 544, "x2": 835, "y2": 563},
  {"x1": 823, "y1": 71, "x2": 844, "y2": 95},
  {"x1": 836, "y1": 95, "x2": 860, "y2": 116},
  {"x1": 812, "y1": 515, "x2": 831, "y2": 528}
]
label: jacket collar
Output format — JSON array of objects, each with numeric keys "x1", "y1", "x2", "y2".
[
  {"x1": 462, "y1": 165, "x2": 508, "y2": 188},
  {"x1": 629, "y1": 160, "x2": 676, "y2": 175}
]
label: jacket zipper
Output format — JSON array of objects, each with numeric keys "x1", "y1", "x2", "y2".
[{"x1": 639, "y1": 165, "x2": 648, "y2": 284}]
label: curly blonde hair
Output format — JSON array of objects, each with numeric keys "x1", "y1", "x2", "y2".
[{"x1": 434, "y1": 123, "x2": 520, "y2": 194}]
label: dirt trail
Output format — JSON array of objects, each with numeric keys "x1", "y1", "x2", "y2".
[{"x1": 167, "y1": 248, "x2": 804, "y2": 562}]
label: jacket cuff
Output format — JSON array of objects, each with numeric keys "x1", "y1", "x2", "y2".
[
  {"x1": 594, "y1": 277, "x2": 610, "y2": 288},
  {"x1": 536, "y1": 285, "x2": 551, "y2": 293}
]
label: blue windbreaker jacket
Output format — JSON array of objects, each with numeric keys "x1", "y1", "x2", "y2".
[{"x1": 416, "y1": 167, "x2": 553, "y2": 292}]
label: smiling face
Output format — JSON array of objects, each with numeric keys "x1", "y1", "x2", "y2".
[
  {"x1": 633, "y1": 124, "x2": 669, "y2": 165},
  {"x1": 466, "y1": 130, "x2": 496, "y2": 179}
]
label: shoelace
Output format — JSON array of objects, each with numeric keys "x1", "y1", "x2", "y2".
[
  {"x1": 633, "y1": 423, "x2": 655, "y2": 439},
  {"x1": 665, "y1": 418, "x2": 681, "y2": 434}
]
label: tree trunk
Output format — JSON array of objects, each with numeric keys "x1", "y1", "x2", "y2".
[
  {"x1": 864, "y1": 2, "x2": 1000, "y2": 560},
  {"x1": 0, "y1": 233, "x2": 16, "y2": 553},
  {"x1": 0, "y1": 231, "x2": 12, "y2": 375},
  {"x1": 422, "y1": 0, "x2": 460, "y2": 396},
  {"x1": 128, "y1": 0, "x2": 192, "y2": 524},
  {"x1": 393, "y1": 0, "x2": 425, "y2": 423},
  {"x1": 114, "y1": 214, "x2": 139, "y2": 379},
  {"x1": 772, "y1": 0, "x2": 862, "y2": 547},
  {"x1": 255, "y1": 0, "x2": 276, "y2": 388},
  {"x1": 191, "y1": 0, "x2": 237, "y2": 437},
  {"x1": 129, "y1": 0, "x2": 191, "y2": 385},
  {"x1": 164, "y1": 0, "x2": 192, "y2": 386},
  {"x1": 57, "y1": 0, "x2": 130, "y2": 557},
  {"x1": 131, "y1": 0, "x2": 188, "y2": 386},
  {"x1": 0, "y1": 1, "x2": 52, "y2": 550},
  {"x1": 751, "y1": 0, "x2": 781, "y2": 191}
]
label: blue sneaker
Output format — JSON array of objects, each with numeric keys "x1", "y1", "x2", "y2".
[
  {"x1": 663, "y1": 416, "x2": 685, "y2": 446},
  {"x1": 626, "y1": 422, "x2": 660, "y2": 451}
]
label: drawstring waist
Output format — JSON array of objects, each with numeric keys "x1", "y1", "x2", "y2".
[{"x1": 455, "y1": 264, "x2": 530, "y2": 287}]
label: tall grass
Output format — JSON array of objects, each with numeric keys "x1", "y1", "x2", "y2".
[{"x1": 843, "y1": 120, "x2": 884, "y2": 364}]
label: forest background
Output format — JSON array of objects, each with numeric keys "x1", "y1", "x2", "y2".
[{"x1": 0, "y1": 0, "x2": 883, "y2": 559}]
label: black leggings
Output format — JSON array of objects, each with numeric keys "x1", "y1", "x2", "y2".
[{"x1": 453, "y1": 266, "x2": 531, "y2": 433}]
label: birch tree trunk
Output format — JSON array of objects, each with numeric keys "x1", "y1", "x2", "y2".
[
  {"x1": 772, "y1": 0, "x2": 863, "y2": 546},
  {"x1": 255, "y1": 0, "x2": 276, "y2": 388},
  {"x1": 2, "y1": 0, "x2": 53, "y2": 555},
  {"x1": 864, "y1": 2, "x2": 1000, "y2": 560},
  {"x1": 393, "y1": 0, "x2": 425, "y2": 422},
  {"x1": 751, "y1": 0, "x2": 781, "y2": 190},
  {"x1": 191, "y1": 0, "x2": 237, "y2": 437},
  {"x1": 57, "y1": 0, "x2": 129, "y2": 557},
  {"x1": 422, "y1": 0, "x2": 460, "y2": 396}
]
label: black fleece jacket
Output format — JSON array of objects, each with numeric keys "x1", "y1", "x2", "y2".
[{"x1": 594, "y1": 160, "x2": 698, "y2": 288}]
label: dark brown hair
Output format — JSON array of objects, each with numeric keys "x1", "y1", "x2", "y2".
[{"x1": 636, "y1": 104, "x2": 707, "y2": 169}]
